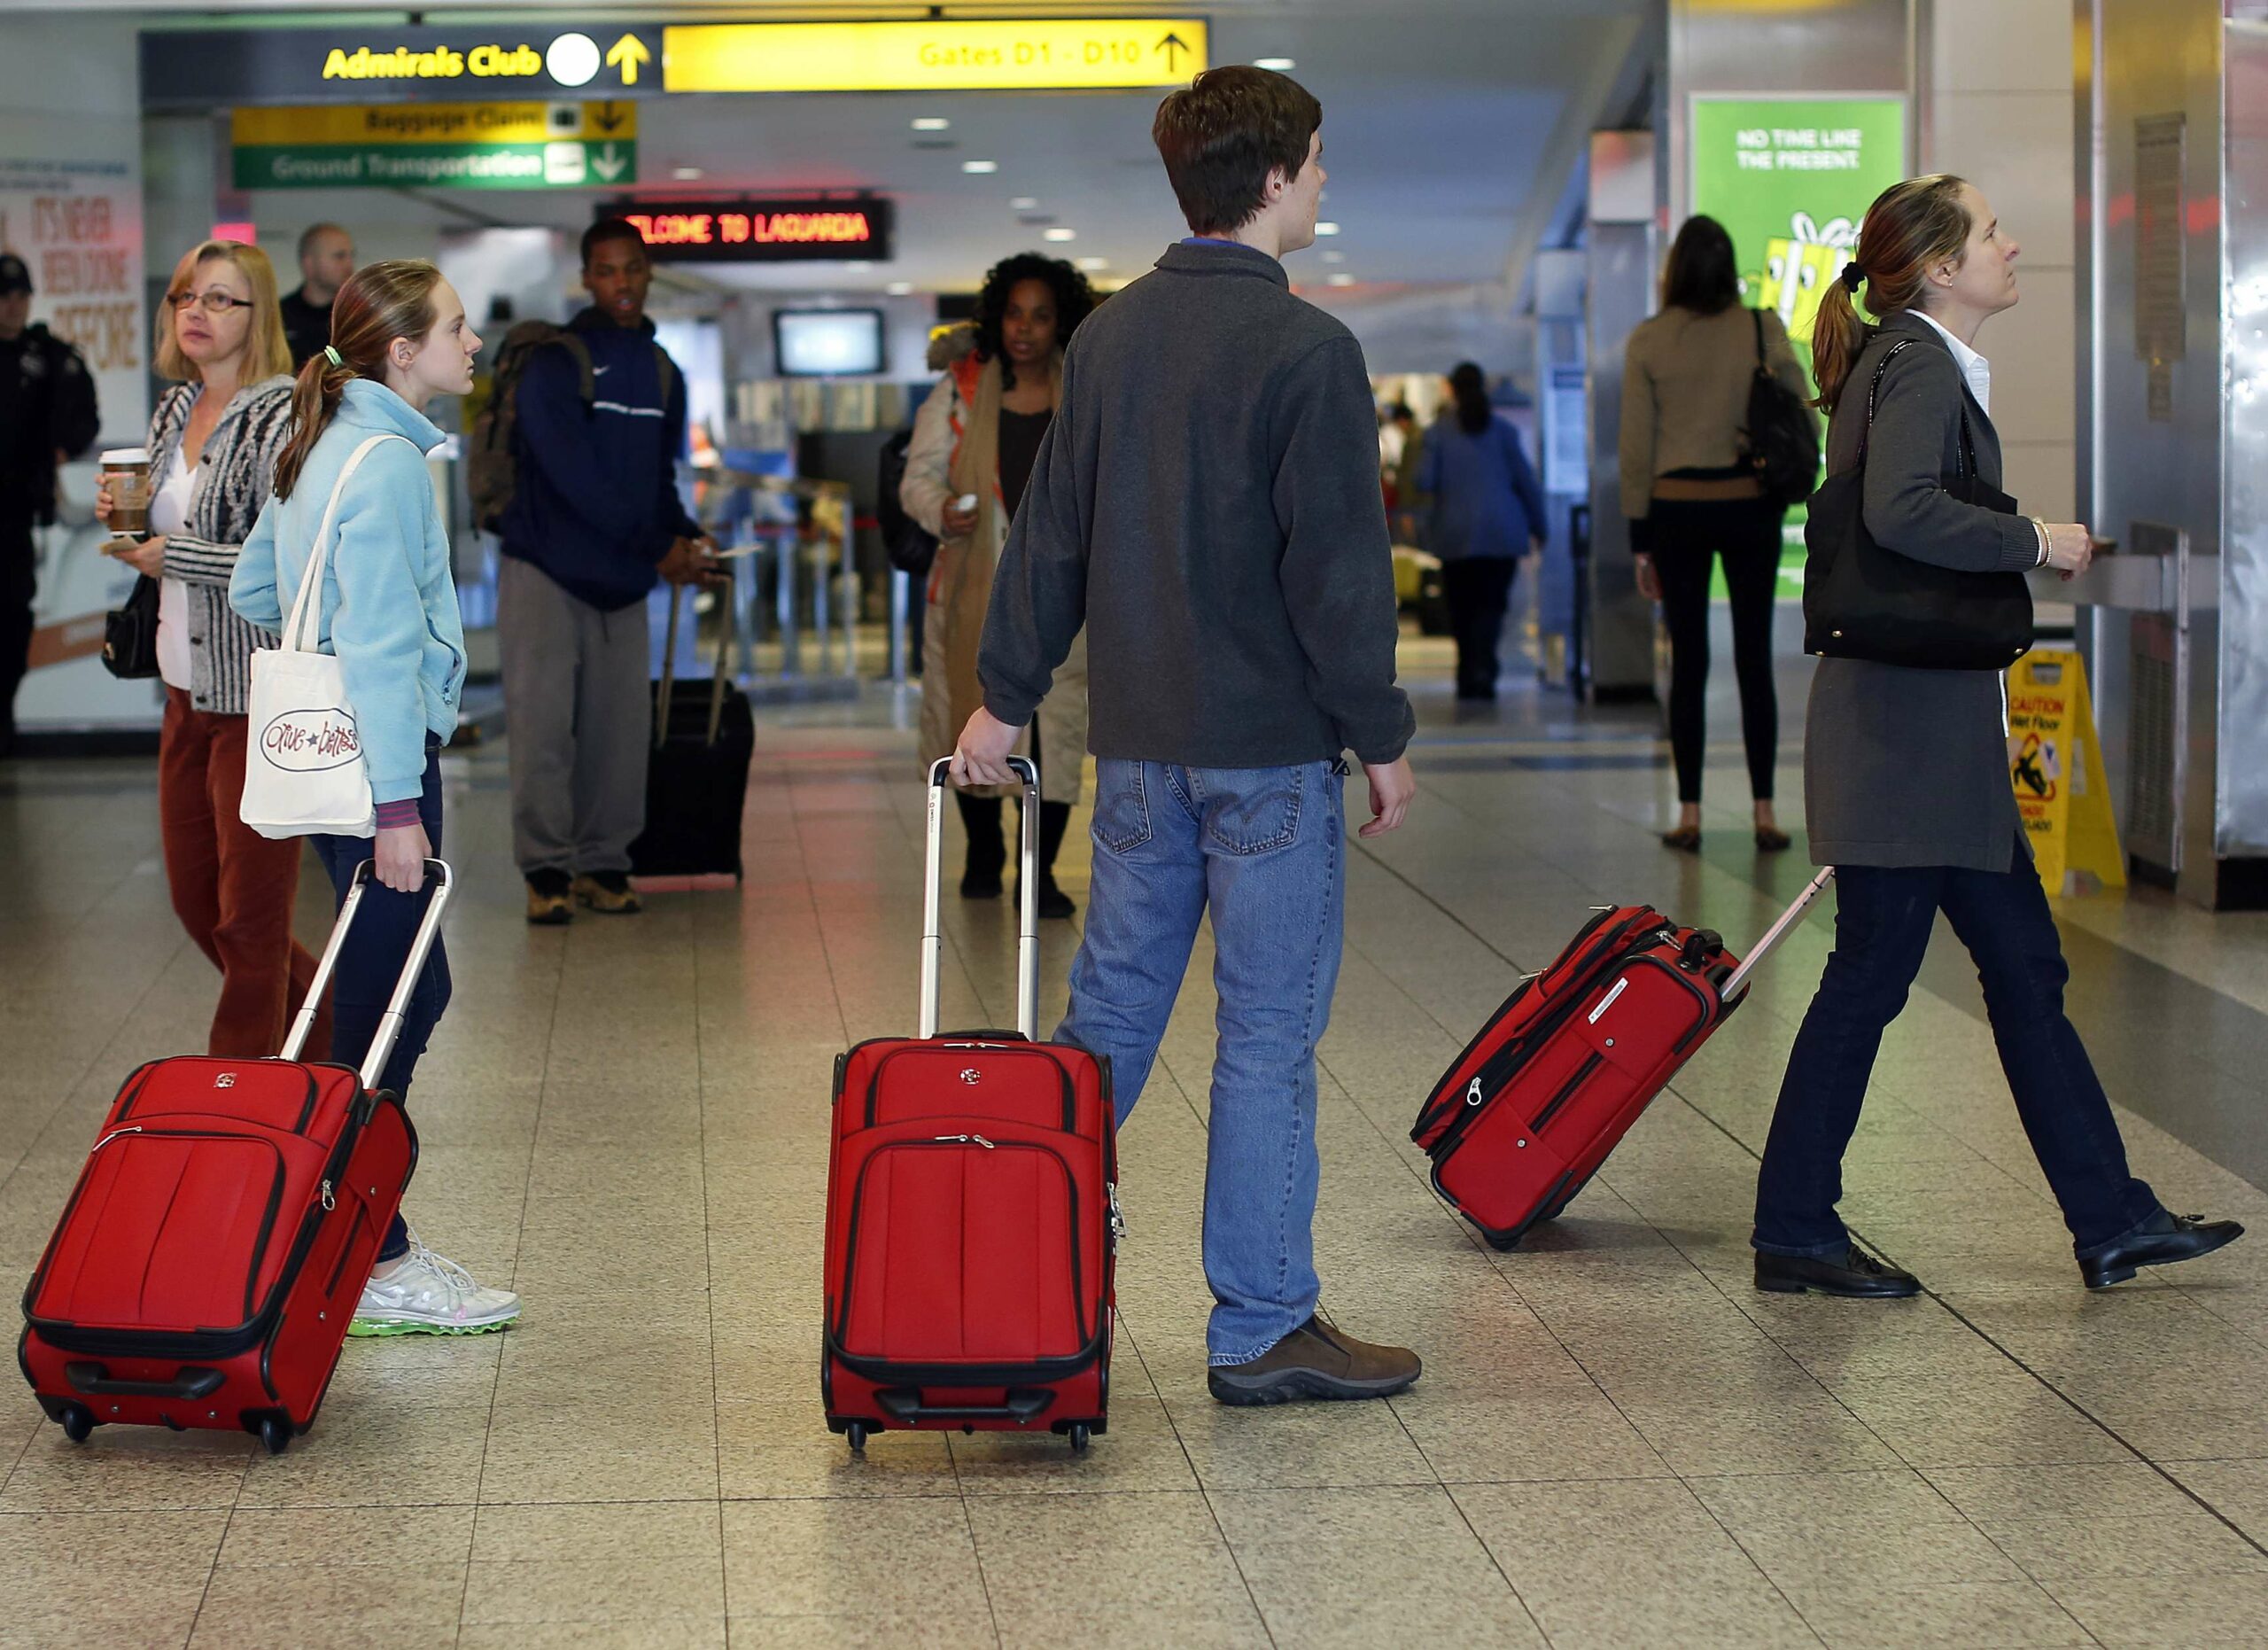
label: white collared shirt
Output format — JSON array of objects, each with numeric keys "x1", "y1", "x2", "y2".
[{"x1": 1910, "y1": 308, "x2": 1991, "y2": 416}]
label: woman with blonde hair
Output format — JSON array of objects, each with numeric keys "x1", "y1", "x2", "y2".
[
  {"x1": 1751, "y1": 175, "x2": 2239, "y2": 1296},
  {"x1": 97, "y1": 239, "x2": 330, "y2": 1059}
]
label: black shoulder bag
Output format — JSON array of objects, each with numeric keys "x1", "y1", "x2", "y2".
[
  {"x1": 100, "y1": 574, "x2": 161, "y2": 681},
  {"x1": 1802, "y1": 339, "x2": 2033, "y2": 670},
  {"x1": 1742, "y1": 309, "x2": 1821, "y2": 507}
]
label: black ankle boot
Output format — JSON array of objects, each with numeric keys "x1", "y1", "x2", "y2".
[
  {"x1": 1031, "y1": 801, "x2": 1076, "y2": 918},
  {"x1": 958, "y1": 793, "x2": 1006, "y2": 899}
]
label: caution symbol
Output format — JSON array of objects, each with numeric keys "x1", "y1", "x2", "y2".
[{"x1": 2012, "y1": 733, "x2": 2060, "y2": 802}]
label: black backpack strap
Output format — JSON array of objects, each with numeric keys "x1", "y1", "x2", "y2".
[{"x1": 1751, "y1": 307, "x2": 1768, "y2": 370}]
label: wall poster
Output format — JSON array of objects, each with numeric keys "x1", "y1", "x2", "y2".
[
  {"x1": 1689, "y1": 96, "x2": 1908, "y2": 595},
  {"x1": 0, "y1": 112, "x2": 151, "y2": 735}
]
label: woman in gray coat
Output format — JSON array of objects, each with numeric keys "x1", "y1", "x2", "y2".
[{"x1": 1751, "y1": 175, "x2": 2239, "y2": 1297}]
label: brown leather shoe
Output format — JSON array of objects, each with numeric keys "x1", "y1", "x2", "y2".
[
  {"x1": 525, "y1": 872, "x2": 572, "y2": 926},
  {"x1": 1207, "y1": 1315, "x2": 1421, "y2": 1406},
  {"x1": 571, "y1": 871, "x2": 643, "y2": 915}
]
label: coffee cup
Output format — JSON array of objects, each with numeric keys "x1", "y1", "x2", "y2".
[{"x1": 100, "y1": 448, "x2": 152, "y2": 537}]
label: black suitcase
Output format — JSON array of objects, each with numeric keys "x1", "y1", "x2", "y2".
[{"x1": 630, "y1": 585, "x2": 753, "y2": 879}]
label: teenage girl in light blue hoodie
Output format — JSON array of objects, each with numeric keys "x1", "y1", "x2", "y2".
[{"x1": 233, "y1": 260, "x2": 520, "y2": 1339}]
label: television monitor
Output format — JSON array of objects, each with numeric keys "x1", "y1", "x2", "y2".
[{"x1": 773, "y1": 307, "x2": 885, "y2": 377}]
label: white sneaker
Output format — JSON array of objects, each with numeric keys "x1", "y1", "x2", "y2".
[{"x1": 348, "y1": 1227, "x2": 521, "y2": 1337}]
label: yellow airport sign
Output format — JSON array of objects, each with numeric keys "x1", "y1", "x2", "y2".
[
  {"x1": 663, "y1": 19, "x2": 1208, "y2": 94},
  {"x1": 232, "y1": 102, "x2": 637, "y2": 147}
]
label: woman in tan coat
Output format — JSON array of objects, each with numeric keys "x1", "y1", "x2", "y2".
[
  {"x1": 1620, "y1": 215, "x2": 1814, "y2": 852},
  {"x1": 902, "y1": 253, "x2": 1093, "y2": 916}
]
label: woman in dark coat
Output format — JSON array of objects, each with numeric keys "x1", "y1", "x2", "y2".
[{"x1": 1751, "y1": 175, "x2": 2239, "y2": 1297}]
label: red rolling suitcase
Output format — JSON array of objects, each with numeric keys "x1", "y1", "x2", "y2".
[
  {"x1": 822, "y1": 758, "x2": 1117, "y2": 1454},
  {"x1": 1412, "y1": 869, "x2": 1833, "y2": 1249},
  {"x1": 19, "y1": 860, "x2": 453, "y2": 1455}
]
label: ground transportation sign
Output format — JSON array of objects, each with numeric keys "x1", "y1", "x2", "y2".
[{"x1": 231, "y1": 103, "x2": 639, "y2": 191}]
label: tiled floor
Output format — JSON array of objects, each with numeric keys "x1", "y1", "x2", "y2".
[{"x1": 9, "y1": 627, "x2": 2268, "y2": 1647}]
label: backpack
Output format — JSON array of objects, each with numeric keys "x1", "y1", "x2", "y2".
[
  {"x1": 875, "y1": 426, "x2": 936, "y2": 578},
  {"x1": 466, "y1": 319, "x2": 680, "y2": 531},
  {"x1": 1740, "y1": 308, "x2": 1822, "y2": 508}
]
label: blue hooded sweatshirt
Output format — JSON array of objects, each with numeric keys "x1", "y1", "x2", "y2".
[
  {"x1": 498, "y1": 307, "x2": 700, "y2": 611},
  {"x1": 232, "y1": 378, "x2": 464, "y2": 812}
]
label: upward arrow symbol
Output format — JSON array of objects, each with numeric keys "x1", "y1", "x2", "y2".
[
  {"x1": 1156, "y1": 31, "x2": 1192, "y2": 71},
  {"x1": 605, "y1": 34, "x2": 651, "y2": 86}
]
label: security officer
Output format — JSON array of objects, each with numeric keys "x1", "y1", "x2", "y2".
[{"x1": 0, "y1": 252, "x2": 100, "y2": 755}]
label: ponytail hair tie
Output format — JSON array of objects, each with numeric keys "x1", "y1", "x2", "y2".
[
  {"x1": 322, "y1": 345, "x2": 344, "y2": 368},
  {"x1": 1840, "y1": 261, "x2": 1865, "y2": 294}
]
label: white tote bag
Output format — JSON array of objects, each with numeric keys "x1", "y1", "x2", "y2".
[{"x1": 240, "y1": 434, "x2": 406, "y2": 841}]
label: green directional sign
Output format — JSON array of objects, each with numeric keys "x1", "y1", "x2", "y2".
[{"x1": 231, "y1": 103, "x2": 637, "y2": 191}]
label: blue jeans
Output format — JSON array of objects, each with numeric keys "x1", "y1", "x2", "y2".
[
  {"x1": 313, "y1": 740, "x2": 452, "y2": 1264},
  {"x1": 1057, "y1": 759, "x2": 1346, "y2": 1366},
  {"x1": 1753, "y1": 840, "x2": 2160, "y2": 1258}
]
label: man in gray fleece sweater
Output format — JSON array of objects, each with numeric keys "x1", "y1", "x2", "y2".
[{"x1": 954, "y1": 66, "x2": 1421, "y2": 1405}]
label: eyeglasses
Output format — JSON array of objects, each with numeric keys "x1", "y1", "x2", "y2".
[{"x1": 168, "y1": 290, "x2": 255, "y2": 316}]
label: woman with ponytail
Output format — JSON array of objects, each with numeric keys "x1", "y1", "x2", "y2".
[
  {"x1": 233, "y1": 261, "x2": 521, "y2": 1339},
  {"x1": 1416, "y1": 362, "x2": 1545, "y2": 701},
  {"x1": 96, "y1": 240, "x2": 330, "y2": 1060},
  {"x1": 1751, "y1": 176, "x2": 2239, "y2": 1298}
]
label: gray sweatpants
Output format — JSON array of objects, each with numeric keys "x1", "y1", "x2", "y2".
[{"x1": 498, "y1": 554, "x2": 650, "y2": 878}]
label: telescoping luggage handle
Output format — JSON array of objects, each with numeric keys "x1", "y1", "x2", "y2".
[
  {"x1": 280, "y1": 858, "x2": 454, "y2": 1091},
  {"x1": 921, "y1": 756, "x2": 1041, "y2": 1040},
  {"x1": 1720, "y1": 866, "x2": 1836, "y2": 1002},
  {"x1": 653, "y1": 582, "x2": 740, "y2": 751}
]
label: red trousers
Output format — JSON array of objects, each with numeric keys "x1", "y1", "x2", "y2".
[{"x1": 159, "y1": 688, "x2": 331, "y2": 1059}]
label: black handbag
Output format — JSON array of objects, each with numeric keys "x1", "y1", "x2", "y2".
[
  {"x1": 876, "y1": 427, "x2": 938, "y2": 579},
  {"x1": 1802, "y1": 339, "x2": 2033, "y2": 670},
  {"x1": 99, "y1": 574, "x2": 161, "y2": 681},
  {"x1": 1742, "y1": 309, "x2": 1821, "y2": 507}
]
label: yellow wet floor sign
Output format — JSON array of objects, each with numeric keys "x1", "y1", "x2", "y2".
[{"x1": 2007, "y1": 648, "x2": 2124, "y2": 894}]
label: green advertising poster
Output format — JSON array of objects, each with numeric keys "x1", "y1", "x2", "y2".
[{"x1": 1690, "y1": 96, "x2": 1907, "y2": 595}]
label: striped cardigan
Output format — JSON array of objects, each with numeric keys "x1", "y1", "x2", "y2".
[{"x1": 149, "y1": 375, "x2": 296, "y2": 715}]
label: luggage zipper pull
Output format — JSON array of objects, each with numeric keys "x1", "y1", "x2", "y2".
[
  {"x1": 92, "y1": 1126, "x2": 144, "y2": 1152},
  {"x1": 933, "y1": 1132, "x2": 996, "y2": 1149},
  {"x1": 320, "y1": 1179, "x2": 335, "y2": 1211},
  {"x1": 1107, "y1": 1182, "x2": 1127, "y2": 1245},
  {"x1": 1465, "y1": 1078, "x2": 1485, "y2": 1108}
]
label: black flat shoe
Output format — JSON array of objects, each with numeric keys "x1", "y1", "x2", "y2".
[
  {"x1": 960, "y1": 871, "x2": 1004, "y2": 900},
  {"x1": 2079, "y1": 1211, "x2": 2244, "y2": 1289},
  {"x1": 1755, "y1": 826, "x2": 1792, "y2": 852},
  {"x1": 1661, "y1": 826, "x2": 1702, "y2": 853},
  {"x1": 1755, "y1": 1245, "x2": 1921, "y2": 1298},
  {"x1": 1028, "y1": 880, "x2": 1076, "y2": 921}
]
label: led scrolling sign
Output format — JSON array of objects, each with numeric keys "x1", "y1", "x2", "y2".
[{"x1": 615, "y1": 198, "x2": 895, "y2": 263}]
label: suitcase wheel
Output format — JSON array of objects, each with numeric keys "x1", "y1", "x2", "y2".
[
  {"x1": 1486, "y1": 1231, "x2": 1524, "y2": 1253},
  {"x1": 1068, "y1": 1423, "x2": 1091, "y2": 1454},
  {"x1": 258, "y1": 1415, "x2": 292, "y2": 1456},
  {"x1": 844, "y1": 1422, "x2": 871, "y2": 1453},
  {"x1": 58, "y1": 1404, "x2": 95, "y2": 1444}
]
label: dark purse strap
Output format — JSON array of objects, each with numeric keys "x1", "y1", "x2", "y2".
[
  {"x1": 1855, "y1": 335, "x2": 1983, "y2": 481},
  {"x1": 1852, "y1": 339, "x2": 1915, "y2": 465}
]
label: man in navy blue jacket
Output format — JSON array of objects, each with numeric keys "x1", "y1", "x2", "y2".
[{"x1": 499, "y1": 219, "x2": 717, "y2": 923}]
